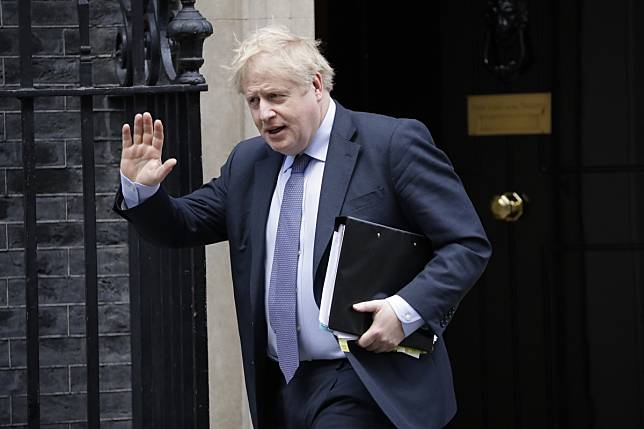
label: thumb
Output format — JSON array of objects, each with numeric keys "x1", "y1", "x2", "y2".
[
  {"x1": 157, "y1": 158, "x2": 177, "y2": 182},
  {"x1": 353, "y1": 300, "x2": 383, "y2": 313}
]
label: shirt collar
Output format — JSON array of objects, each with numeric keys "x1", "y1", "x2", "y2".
[{"x1": 283, "y1": 99, "x2": 336, "y2": 172}]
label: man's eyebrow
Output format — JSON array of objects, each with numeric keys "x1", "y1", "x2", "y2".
[
  {"x1": 244, "y1": 85, "x2": 291, "y2": 99},
  {"x1": 253, "y1": 85, "x2": 289, "y2": 93}
]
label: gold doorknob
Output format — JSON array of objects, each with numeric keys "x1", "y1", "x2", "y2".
[{"x1": 490, "y1": 192, "x2": 525, "y2": 222}]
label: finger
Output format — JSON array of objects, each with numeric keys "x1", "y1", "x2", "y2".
[
  {"x1": 365, "y1": 334, "x2": 396, "y2": 353},
  {"x1": 152, "y1": 119, "x2": 164, "y2": 150},
  {"x1": 366, "y1": 341, "x2": 381, "y2": 352},
  {"x1": 133, "y1": 113, "x2": 143, "y2": 145},
  {"x1": 353, "y1": 300, "x2": 382, "y2": 313},
  {"x1": 156, "y1": 158, "x2": 177, "y2": 182},
  {"x1": 142, "y1": 112, "x2": 153, "y2": 146},
  {"x1": 367, "y1": 341, "x2": 389, "y2": 353},
  {"x1": 365, "y1": 337, "x2": 391, "y2": 353},
  {"x1": 357, "y1": 329, "x2": 376, "y2": 349},
  {"x1": 122, "y1": 124, "x2": 132, "y2": 148}
]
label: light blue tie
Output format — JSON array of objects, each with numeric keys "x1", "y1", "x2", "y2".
[{"x1": 268, "y1": 154, "x2": 312, "y2": 383}]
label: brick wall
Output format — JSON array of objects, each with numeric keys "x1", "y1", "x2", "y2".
[{"x1": 0, "y1": 1, "x2": 132, "y2": 427}]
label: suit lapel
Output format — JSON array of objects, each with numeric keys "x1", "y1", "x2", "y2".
[
  {"x1": 313, "y1": 103, "x2": 359, "y2": 277},
  {"x1": 249, "y1": 148, "x2": 283, "y2": 326}
]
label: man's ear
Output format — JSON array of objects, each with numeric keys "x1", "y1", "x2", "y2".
[{"x1": 312, "y1": 72, "x2": 324, "y2": 100}]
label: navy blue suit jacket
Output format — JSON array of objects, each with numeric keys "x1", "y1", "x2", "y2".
[{"x1": 115, "y1": 101, "x2": 491, "y2": 429}]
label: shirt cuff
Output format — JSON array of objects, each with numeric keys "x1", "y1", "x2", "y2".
[
  {"x1": 120, "y1": 172, "x2": 160, "y2": 209},
  {"x1": 386, "y1": 295, "x2": 425, "y2": 337}
]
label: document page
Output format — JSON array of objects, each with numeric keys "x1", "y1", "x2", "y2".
[{"x1": 319, "y1": 224, "x2": 345, "y2": 329}]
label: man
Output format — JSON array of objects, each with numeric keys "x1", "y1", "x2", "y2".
[{"x1": 115, "y1": 26, "x2": 491, "y2": 429}]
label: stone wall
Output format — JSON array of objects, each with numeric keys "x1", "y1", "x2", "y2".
[
  {"x1": 198, "y1": 1, "x2": 315, "y2": 427},
  {"x1": 0, "y1": 1, "x2": 131, "y2": 427}
]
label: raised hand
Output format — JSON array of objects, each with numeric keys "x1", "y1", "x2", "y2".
[{"x1": 120, "y1": 112, "x2": 177, "y2": 186}]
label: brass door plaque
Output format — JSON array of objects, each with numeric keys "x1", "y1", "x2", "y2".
[{"x1": 467, "y1": 93, "x2": 551, "y2": 136}]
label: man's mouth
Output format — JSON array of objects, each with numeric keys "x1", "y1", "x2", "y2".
[{"x1": 266, "y1": 126, "x2": 286, "y2": 135}]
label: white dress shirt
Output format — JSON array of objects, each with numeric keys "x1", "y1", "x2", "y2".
[{"x1": 264, "y1": 100, "x2": 344, "y2": 360}]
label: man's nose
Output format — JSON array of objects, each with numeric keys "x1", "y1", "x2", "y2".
[{"x1": 259, "y1": 100, "x2": 276, "y2": 121}]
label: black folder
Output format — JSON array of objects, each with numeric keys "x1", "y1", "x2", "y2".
[{"x1": 321, "y1": 216, "x2": 436, "y2": 352}]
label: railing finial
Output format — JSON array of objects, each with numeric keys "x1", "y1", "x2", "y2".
[{"x1": 167, "y1": 0, "x2": 213, "y2": 85}]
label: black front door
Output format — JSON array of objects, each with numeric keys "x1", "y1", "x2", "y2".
[
  {"x1": 438, "y1": 1, "x2": 564, "y2": 427},
  {"x1": 317, "y1": 1, "x2": 644, "y2": 428}
]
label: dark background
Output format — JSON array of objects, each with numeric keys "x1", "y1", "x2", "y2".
[
  {"x1": 317, "y1": 1, "x2": 644, "y2": 428},
  {"x1": 315, "y1": 2, "x2": 441, "y2": 135}
]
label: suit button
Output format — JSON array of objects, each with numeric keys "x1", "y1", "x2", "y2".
[{"x1": 250, "y1": 360, "x2": 255, "y2": 366}]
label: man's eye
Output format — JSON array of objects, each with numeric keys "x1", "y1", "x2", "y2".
[
  {"x1": 269, "y1": 94, "x2": 285, "y2": 101},
  {"x1": 247, "y1": 97, "x2": 259, "y2": 107}
]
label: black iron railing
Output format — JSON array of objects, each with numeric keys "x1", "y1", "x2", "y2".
[{"x1": 0, "y1": 0, "x2": 212, "y2": 427}]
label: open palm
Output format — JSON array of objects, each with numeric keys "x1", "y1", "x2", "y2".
[{"x1": 121, "y1": 112, "x2": 177, "y2": 186}]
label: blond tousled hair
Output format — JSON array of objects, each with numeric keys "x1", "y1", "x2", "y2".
[{"x1": 229, "y1": 25, "x2": 335, "y2": 93}]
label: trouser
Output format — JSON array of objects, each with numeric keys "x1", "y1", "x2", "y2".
[{"x1": 265, "y1": 358, "x2": 396, "y2": 429}]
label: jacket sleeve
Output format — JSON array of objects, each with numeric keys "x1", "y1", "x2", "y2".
[
  {"x1": 388, "y1": 119, "x2": 492, "y2": 338},
  {"x1": 113, "y1": 145, "x2": 239, "y2": 248}
]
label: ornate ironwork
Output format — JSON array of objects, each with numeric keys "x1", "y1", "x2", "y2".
[
  {"x1": 115, "y1": 0, "x2": 212, "y2": 85},
  {"x1": 3, "y1": 1, "x2": 211, "y2": 426},
  {"x1": 159, "y1": 0, "x2": 182, "y2": 81},
  {"x1": 483, "y1": 0, "x2": 531, "y2": 82},
  {"x1": 143, "y1": 0, "x2": 161, "y2": 85},
  {"x1": 115, "y1": 0, "x2": 133, "y2": 85},
  {"x1": 167, "y1": 0, "x2": 213, "y2": 84}
]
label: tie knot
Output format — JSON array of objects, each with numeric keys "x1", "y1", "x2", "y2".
[{"x1": 291, "y1": 154, "x2": 311, "y2": 174}]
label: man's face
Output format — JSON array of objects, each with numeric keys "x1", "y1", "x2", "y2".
[{"x1": 243, "y1": 59, "x2": 324, "y2": 156}]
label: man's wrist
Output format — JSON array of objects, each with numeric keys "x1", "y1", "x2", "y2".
[
  {"x1": 386, "y1": 295, "x2": 425, "y2": 337},
  {"x1": 120, "y1": 171, "x2": 160, "y2": 209}
]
